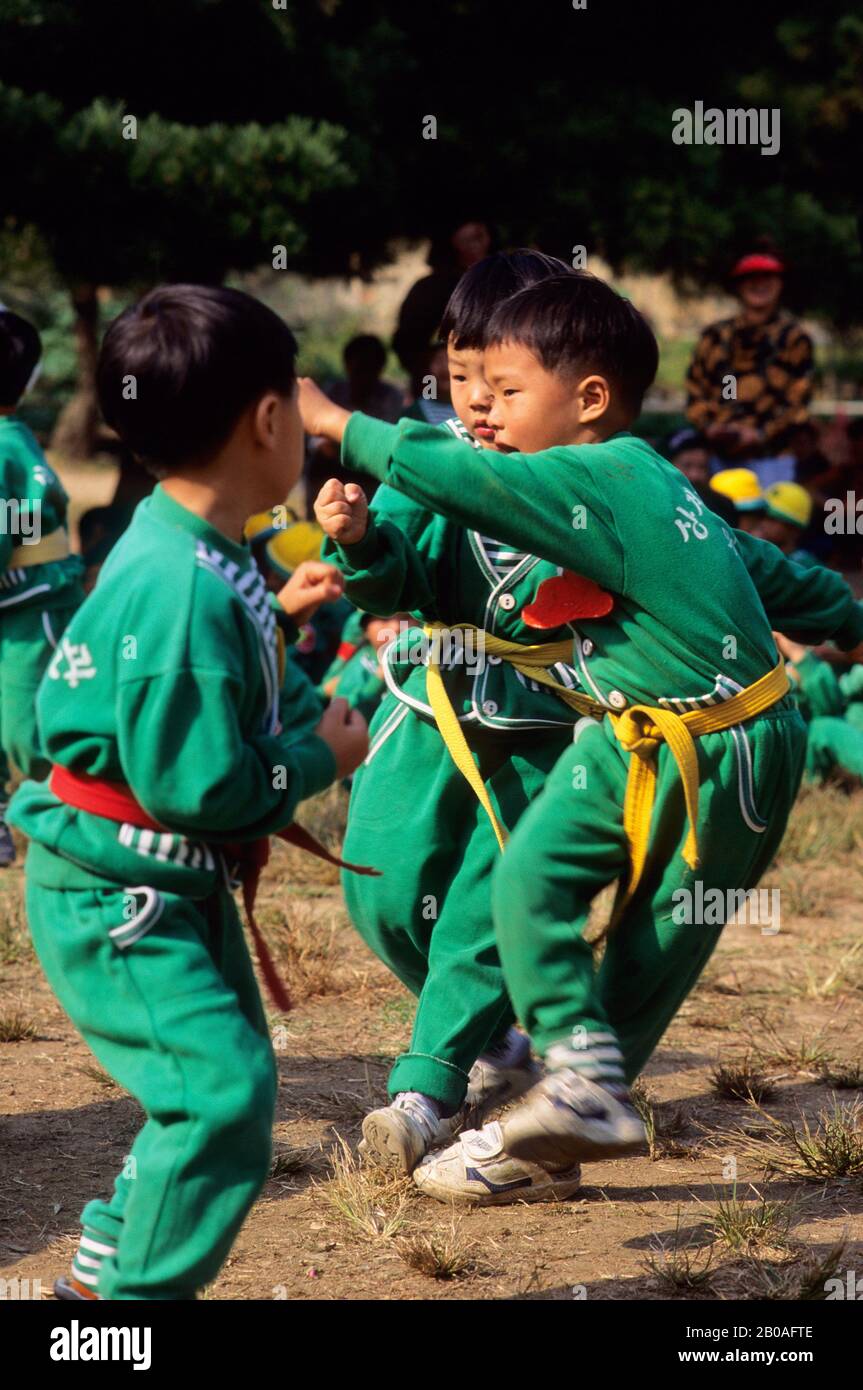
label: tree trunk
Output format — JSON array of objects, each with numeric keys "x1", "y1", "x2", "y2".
[{"x1": 50, "y1": 283, "x2": 100, "y2": 460}]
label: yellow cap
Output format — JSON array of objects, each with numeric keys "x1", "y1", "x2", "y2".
[
  {"x1": 764, "y1": 482, "x2": 812, "y2": 529},
  {"x1": 244, "y1": 506, "x2": 302, "y2": 544},
  {"x1": 709, "y1": 468, "x2": 764, "y2": 512},
  {"x1": 265, "y1": 521, "x2": 324, "y2": 578}
]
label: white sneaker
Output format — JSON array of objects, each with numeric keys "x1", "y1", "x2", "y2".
[
  {"x1": 361, "y1": 1093, "x2": 441, "y2": 1174},
  {"x1": 414, "y1": 1121, "x2": 582, "y2": 1206},
  {"x1": 466, "y1": 1028, "x2": 544, "y2": 1112},
  {"x1": 501, "y1": 1068, "x2": 647, "y2": 1168},
  {"x1": 433, "y1": 1029, "x2": 543, "y2": 1145}
]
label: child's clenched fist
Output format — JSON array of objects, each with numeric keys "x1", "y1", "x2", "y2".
[{"x1": 314, "y1": 477, "x2": 369, "y2": 547}]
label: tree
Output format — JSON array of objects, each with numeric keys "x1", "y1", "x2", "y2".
[
  {"x1": 1, "y1": 0, "x2": 860, "y2": 455},
  {"x1": 0, "y1": 2, "x2": 353, "y2": 455}
]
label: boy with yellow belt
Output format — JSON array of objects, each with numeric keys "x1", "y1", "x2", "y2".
[
  {"x1": 0, "y1": 310, "x2": 84, "y2": 863},
  {"x1": 315, "y1": 252, "x2": 585, "y2": 1191},
  {"x1": 301, "y1": 271, "x2": 863, "y2": 1202},
  {"x1": 9, "y1": 286, "x2": 367, "y2": 1295}
]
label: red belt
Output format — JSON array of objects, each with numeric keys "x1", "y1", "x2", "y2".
[{"x1": 48, "y1": 764, "x2": 380, "y2": 1014}]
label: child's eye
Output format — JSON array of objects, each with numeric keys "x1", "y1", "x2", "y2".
[
  {"x1": 503, "y1": 389, "x2": 519, "y2": 398},
  {"x1": 451, "y1": 374, "x2": 466, "y2": 383}
]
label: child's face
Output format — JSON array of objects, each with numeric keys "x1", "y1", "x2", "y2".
[
  {"x1": 483, "y1": 342, "x2": 605, "y2": 453},
  {"x1": 447, "y1": 340, "x2": 496, "y2": 445},
  {"x1": 755, "y1": 515, "x2": 798, "y2": 553}
]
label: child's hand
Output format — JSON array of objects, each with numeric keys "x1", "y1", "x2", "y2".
[
  {"x1": 276, "y1": 560, "x2": 344, "y2": 625},
  {"x1": 315, "y1": 697, "x2": 368, "y2": 778},
  {"x1": 314, "y1": 477, "x2": 369, "y2": 546},
  {"x1": 298, "y1": 377, "x2": 351, "y2": 442}
]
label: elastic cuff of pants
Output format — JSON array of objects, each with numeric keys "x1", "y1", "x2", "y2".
[{"x1": 388, "y1": 1051, "x2": 470, "y2": 1113}]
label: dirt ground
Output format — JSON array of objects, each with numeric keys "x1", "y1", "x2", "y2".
[{"x1": 2, "y1": 782, "x2": 863, "y2": 1302}]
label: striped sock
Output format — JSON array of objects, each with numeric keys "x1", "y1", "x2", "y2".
[
  {"x1": 71, "y1": 1226, "x2": 117, "y2": 1294},
  {"x1": 546, "y1": 1031, "x2": 627, "y2": 1093}
]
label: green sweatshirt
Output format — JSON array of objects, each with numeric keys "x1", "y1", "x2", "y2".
[
  {"x1": 340, "y1": 415, "x2": 863, "y2": 712},
  {"x1": 322, "y1": 417, "x2": 586, "y2": 734},
  {"x1": 9, "y1": 485, "x2": 335, "y2": 892},
  {"x1": 0, "y1": 416, "x2": 84, "y2": 610},
  {"x1": 790, "y1": 651, "x2": 848, "y2": 722}
]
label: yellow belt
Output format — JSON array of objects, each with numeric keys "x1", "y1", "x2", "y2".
[
  {"x1": 9, "y1": 527, "x2": 70, "y2": 567},
  {"x1": 423, "y1": 621, "x2": 789, "y2": 905}
]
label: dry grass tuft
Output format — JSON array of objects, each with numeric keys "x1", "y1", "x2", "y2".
[
  {"x1": 721, "y1": 1241, "x2": 847, "y2": 1301},
  {"x1": 710, "y1": 1057, "x2": 776, "y2": 1104},
  {"x1": 316, "y1": 1135, "x2": 416, "y2": 1241},
  {"x1": 708, "y1": 1184, "x2": 799, "y2": 1255},
  {"x1": 642, "y1": 1208, "x2": 714, "y2": 1292},
  {"x1": 0, "y1": 1007, "x2": 37, "y2": 1042},
  {"x1": 395, "y1": 1217, "x2": 482, "y2": 1280},
  {"x1": 820, "y1": 1061, "x2": 863, "y2": 1090},
  {"x1": 269, "y1": 1143, "x2": 325, "y2": 1180},
  {"x1": 632, "y1": 1082, "x2": 689, "y2": 1159},
  {"x1": 713, "y1": 1099, "x2": 863, "y2": 1182}
]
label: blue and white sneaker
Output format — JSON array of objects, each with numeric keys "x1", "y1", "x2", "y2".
[
  {"x1": 413, "y1": 1121, "x2": 582, "y2": 1206},
  {"x1": 501, "y1": 1068, "x2": 646, "y2": 1168}
]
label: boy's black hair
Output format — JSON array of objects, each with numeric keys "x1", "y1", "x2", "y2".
[
  {"x1": 440, "y1": 249, "x2": 572, "y2": 350},
  {"x1": 97, "y1": 284, "x2": 298, "y2": 469},
  {"x1": 0, "y1": 310, "x2": 42, "y2": 408},
  {"x1": 486, "y1": 272, "x2": 659, "y2": 416}
]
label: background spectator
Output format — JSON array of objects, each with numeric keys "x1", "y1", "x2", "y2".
[{"x1": 686, "y1": 246, "x2": 814, "y2": 488}]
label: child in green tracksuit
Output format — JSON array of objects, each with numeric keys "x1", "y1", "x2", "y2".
[
  {"x1": 316, "y1": 252, "x2": 592, "y2": 1188},
  {"x1": 775, "y1": 632, "x2": 863, "y2": 783},
  {"x1": 301, "y1": 270, "x2": 863, "y2": 1203},
  {"x1": 8, "y1": 286, "x2": 367, "y2": 1298},
  {"x1": 0, "y1": 310, "x2": 84, "y2": 864}
]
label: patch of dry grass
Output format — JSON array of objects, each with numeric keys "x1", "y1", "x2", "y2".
[
  {"x1": 710, "y1": 1057, "x2": 776, "y2": 1104},
  {"x1": 707, "y1": 1184, "x2": 799, "y2": 1255},
  {"x1": 820, "y1": 1061, "x2": 863, "y2": 1090},
  {"x1": 713, "y1": 1099, "x2": 863, "y2": 1183},
  {"x1": 395, "y1": 1217, "x2": 482, "y2": 1280},
  {"x1": 262, "y1": 898, "x2": 352, "y2": 1001},
  {"x1": 776, "y1": 783, "x2": 863, "y2": 864},
  {"x1": 746, "y1": 1019, "x2": 835, "y2": 1075},
  {"x1": 0, "y1": 888, "x2": 32, "y2": 965},
  {"x1": 719, "y1": 1242, "x2": 847, "y2": 1301},
  {"x1": 632, "y1": 1082, "x2": 690, "y2": 1160},
  {"x1": 269, "y1": 1143, "x2": 325, "y2": 1181},
  {"x1": 0, "y1": 1006, "x2": 37, "y2": 1042},
  {"x1": 316, "y1": 1135, "x2": 416, "y2": 1241},
  {"x1": 642, "y1": 1208, "x2": 714, "y2": 1292}
]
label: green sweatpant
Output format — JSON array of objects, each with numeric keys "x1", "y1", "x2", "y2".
[
  {"x1": 805, "y1": 716, "x2": 863, "y2": 782},
  {"x1": 26, "y1": 874, "x2": 277, "y2": 1300},
  {"x1": 343, "y1": 700, "x2": 567, "y2": 1110},
  {"x1": 492, "y1": 706, "x2": 806, "y2": 1080},
  {"x1": 0, "y1": 602, "x2": 76, "y2": 790}
]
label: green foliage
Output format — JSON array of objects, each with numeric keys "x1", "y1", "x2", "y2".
[{"x1": 0, "y1": 0, "x2": 859, "y2": 322}]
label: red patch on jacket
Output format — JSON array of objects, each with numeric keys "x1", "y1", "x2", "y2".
[{"x1": 521, "y1": 571, "x2": 614, "y2": 629}]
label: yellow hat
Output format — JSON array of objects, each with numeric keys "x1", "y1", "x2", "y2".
[
  {"x1": 244, "y1": 507, "x2": 300, "y2": 544},
  {"x1": 764, "y1": 482, "x2": 812, "y2": 529},
  {"x1": 265, "y1": 521, "x2": 324, "y2": 578},
  {"x1": 709, "y1": 468, "x2": 764, "y2": 512}
]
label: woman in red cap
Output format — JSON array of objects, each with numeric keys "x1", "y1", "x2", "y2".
[{"x1": 685, "y1": 246, "x2": 815, "y2": 488}]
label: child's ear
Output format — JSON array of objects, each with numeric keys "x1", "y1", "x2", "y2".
[
  {"x1": 578, "y1": 374, "x2": 611, "y2": 423},
  {"x1": 252, "y1": 392, "x2": 283, "y2": 449}
]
